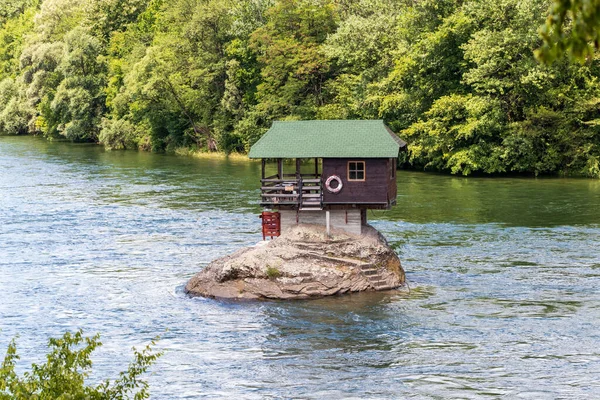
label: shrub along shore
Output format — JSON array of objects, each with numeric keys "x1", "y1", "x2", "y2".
[{"x1": 1, "y1": 0, "x2": 600, "y2": 177}]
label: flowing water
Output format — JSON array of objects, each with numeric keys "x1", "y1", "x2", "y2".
[{"x1": 1, "y1": 136, "x2": 600, "y2": 399}]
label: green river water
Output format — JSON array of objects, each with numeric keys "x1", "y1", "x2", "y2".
[{"x1": 1, "y1": 135, "x2": 600, "y2": 398}]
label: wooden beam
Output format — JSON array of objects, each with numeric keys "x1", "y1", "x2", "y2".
[
  {"x1": 296, "y1": 158, "x2": 301, "y2": 180},
  {"x1": 261, "y1": 159, "x2": 266, "y2": 180},
  {"x1": 314, "y1": 158, "x2": 319, "y2": 178},
  {"x1": 261, "y1": 194, "x2": 298, "y2": 198}
]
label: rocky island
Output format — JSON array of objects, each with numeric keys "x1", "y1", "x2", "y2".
[
  {"x1": 185, "y1": 224, "x2": 405, "y2": 300},
  {"x1": 185, "y1": 120, "x2": 408, "y2": 300}
]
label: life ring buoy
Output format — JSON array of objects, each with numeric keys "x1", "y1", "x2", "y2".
[{"x1": 325, "y1": 175, "x2": 343, "y2": 193}]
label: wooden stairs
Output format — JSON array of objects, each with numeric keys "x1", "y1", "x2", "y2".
[{"x1": 299, "y1": 178, "x2": 322, "y2": 211}]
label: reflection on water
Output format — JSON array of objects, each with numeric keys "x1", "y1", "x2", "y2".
[{"x1": 1, "y1": 136, "x2": 600, "y2": 398}]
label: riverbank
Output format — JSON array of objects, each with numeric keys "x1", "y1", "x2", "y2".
[
  {"x1": 4, "y1": 133, "x2": 600, "y2": 178},
  {"x1": 173, "y1": 147, "x2": 255, "y2": 162}
]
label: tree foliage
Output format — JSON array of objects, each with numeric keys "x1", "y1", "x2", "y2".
[
  {"x1": 1, "y1": 0, "x2": 600, "y2": 176},
  {"x1": 538, "y1": 0, "x2": 600, "y2": 62},
  {"x1": 0, "y1": 330, "x2": 161, "y2": 399}
]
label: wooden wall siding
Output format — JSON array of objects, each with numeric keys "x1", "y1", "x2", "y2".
[
  {"x1": 322, "y1": 158, "x2": 390, "y2": 205},
  {"x1": 279, "y1": 210, "x2": 362, "y2": 235}
]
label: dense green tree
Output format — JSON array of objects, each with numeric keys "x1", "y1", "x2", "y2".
[
  {"x1": 317, "y1": 0, "x2": 404, "y2": 120},
  {"x1": 0, "y1": 0, "x2": 37, "y2": 25},
  {"x1": 0, "y1": 2, "x2": 37, "y2": 80},
  {"x1": 101, "y1": 0, "x2": 241, "y2": 151},
  {"x1": 380, "y1": 0, "x2": 600, "y2": 176},
  {"x1": 248, "y1": 0, "x2": 338, "y2": 120},
  {"x1": 0, "y1": 77, "x2": 30, "y2": 134},
  {"x1": 1, "y1": 0, "x2": 600, "y2": 177},
  {"x1": 48, "y1": 27, "x2": 107, "y2": 141}
]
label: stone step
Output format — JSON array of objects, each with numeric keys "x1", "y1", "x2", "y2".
[
  {"x1": 299, "y1": 207, "x2": 322, "y2": 211},
  {"x1": 294, "y1": 239, "x2": 353, "y2": 245},
  {"x1": 293, "y1": 244, "x2": 321, "y2": 252},
  {"x1": 375, "y1": 284, "x2": 396, "y2": 291},
  {"x1": 362, "y1": 269, "x2": 379, "y2": 276},
  {"x1": 302, "y1": 251, "x2": 362, "y2": 265},
  {"x1": 293, "y1": 239, "x2": 352, "y2": 245},
  {"x1": 371, "y1": 280, "x2": 388, "y2": 287}
]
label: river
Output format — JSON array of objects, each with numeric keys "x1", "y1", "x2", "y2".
[{"x1": 1, "y1": 136, "x2": 600, "y2": 398}]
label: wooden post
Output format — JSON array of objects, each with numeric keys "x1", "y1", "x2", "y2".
[
  {"x1": 261, "y1": 159, "x2": 266, "y2": 180},
  {"x1": 277, "y1": 158, "x2": 283, "y2": 180},
  {"x1": 296, "y1": 158, "x2": 302, "y2": 207},
  {"x1": 326, "y1": 210, "x2": 330, "y2": 238},
  {"x1": 297, "y1": 177, "x2": 303, "y2": 208},
  {"x1": 314, "y1": 158, "x2": 319, "y2": 178},
  {"x1": 296, "y1": 158, "x2": 301, "y2": 179}
]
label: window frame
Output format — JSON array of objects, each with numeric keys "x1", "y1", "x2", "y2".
[{"x1": 347, "y1": 161, "x2": 366, "y2": 182}]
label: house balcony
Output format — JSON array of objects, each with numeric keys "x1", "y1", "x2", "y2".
[{"x1": 260, "y1": 174, "x2": 322, "y2": 210}]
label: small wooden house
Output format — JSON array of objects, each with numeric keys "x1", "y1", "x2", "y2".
[{"x1": 248, "y1": 120, "x2": 407, "y2": 236}]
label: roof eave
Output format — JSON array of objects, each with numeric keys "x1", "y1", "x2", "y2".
[{"x1": 248, "y1": 153, "x2": 401, "y2": 159}]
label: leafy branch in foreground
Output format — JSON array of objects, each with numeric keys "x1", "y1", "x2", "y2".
[
  {"x1": 0, "y1": 330, "x2": 162, "y2": 400},
  {"x1": 537, "y1": 0, "x2": 600, "y2": 62}
]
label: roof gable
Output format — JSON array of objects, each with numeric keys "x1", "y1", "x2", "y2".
[{"x1": 248, "y1": 120, "x2": 406, "y2": 159}]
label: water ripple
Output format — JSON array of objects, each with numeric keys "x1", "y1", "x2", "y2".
[{"x1": 1, "y1": 137, "x2": 600, "y2": 398}]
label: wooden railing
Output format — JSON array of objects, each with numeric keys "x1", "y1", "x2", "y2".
[{"x1": 260, "y1": 174, "x2": 322, "y2": 209}]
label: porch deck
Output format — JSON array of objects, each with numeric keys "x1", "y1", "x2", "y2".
[{"x1": 260, "y1": 174, "x2": 322, "y2": 210}]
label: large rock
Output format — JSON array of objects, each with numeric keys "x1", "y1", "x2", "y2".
[{"x1": 185, "y1": 224, "x2": 405, "y2": 300}]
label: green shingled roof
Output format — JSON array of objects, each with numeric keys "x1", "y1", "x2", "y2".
[{"x1": 248, "y1": 120, "x2": 406, "y2": 159}]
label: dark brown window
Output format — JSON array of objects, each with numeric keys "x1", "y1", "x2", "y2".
[{"x1": 348, "y1": 161, "x2": 365, "y2": 181}]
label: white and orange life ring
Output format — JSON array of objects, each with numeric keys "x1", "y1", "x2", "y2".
[{"x1": 325, "y1": 175, "x2": 343, "y2": 193}]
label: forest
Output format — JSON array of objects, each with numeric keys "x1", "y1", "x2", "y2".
[{"x1": 1, "y1": 0, "x2": 600, "y2": 177}]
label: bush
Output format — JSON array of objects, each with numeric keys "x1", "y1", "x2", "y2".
[
  {"x1": 0, "y1": 330, "x2": 161, "y2": 399},
  {"x1": 99, "y1": 117, "x2": 141, "y2": 150},
  {"x1": 265, "y1": 265, "x2": 281, "y2": 279}
]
